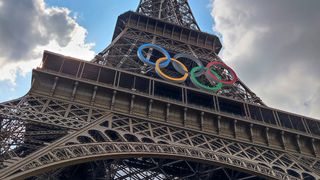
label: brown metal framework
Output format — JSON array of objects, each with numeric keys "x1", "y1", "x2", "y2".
[
  {"x1": 136, "y1": 0, "x2": 200, "y2": 30},
  {"x1": 1, "y1": 0, "x2": 320, "y2": 179},
  {"x1": 93, "y1": 11, "x2": 263, "y2": 105}
]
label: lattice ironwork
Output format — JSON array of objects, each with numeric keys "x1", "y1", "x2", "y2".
[
  {"x1": 29, "y1": 159, "x2": 266, "y2": 180},
  {"x1": 93, "y1": 12, "x2": 263, "y2": 105},
  {"x1": 137, "y1": 0, "x2": 200, "y2": 30},
  {"x1": 1, "y1": 0, "x2": 319, "y2": 179},
  {"x1": 0, "y1": 94, "x2": 109, "y2": 165},
  {"x1": 1, "y1": 114, "x2": 319, "y2": 179}
]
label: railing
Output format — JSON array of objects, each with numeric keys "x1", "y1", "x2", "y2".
[
  {"x1": 113, "y1": 11, "x2": 221, "y2": 53},
  {"x1": 39, "y1": 51, "x2": 320, "y2": 138}
]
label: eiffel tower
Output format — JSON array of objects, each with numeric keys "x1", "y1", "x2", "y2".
[{"x1": 1, "y1": 0, "x2": 320, "y2": 179}]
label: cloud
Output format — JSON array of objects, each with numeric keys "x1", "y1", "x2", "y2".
[
  {"x1": 0, "y1": 0, "x2": 95, "y2": 84},
  {"x1": 211, "y1": 0, "x2": 320, "y2": 119}
]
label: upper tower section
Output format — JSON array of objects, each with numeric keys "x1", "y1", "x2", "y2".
[
  {"x1": 136, "y1": 0, "x2": 200, "y2": 30},
  {"x1": 93, "y1": 0, "x2": 262, "y2": 105}
]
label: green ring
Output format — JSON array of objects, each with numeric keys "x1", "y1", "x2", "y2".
[{"x1": 190, "y1": 66, "x2": 223, "y2": 92}]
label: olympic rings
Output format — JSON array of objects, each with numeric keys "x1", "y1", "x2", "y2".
[
  {"x1": 172, "y1": 53, "x2": 204, "y2": 77},
  {"x1": 206, "y1": 61, "x2": 238, "y2": 85},
  {"x1": 137, "y1": 43, "x2": 238, "y2": 92},
  {"x1": 190, "y1": 66, "x2": 223, "y2": 92},
  {"x1": 137, "y1": 43, "x2": 171, "y2": 67},
  {"x1": 155, "y1": 57, "x2": 189, "y2": 83}
]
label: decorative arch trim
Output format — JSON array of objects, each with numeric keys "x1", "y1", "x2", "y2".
[{"x1": 2, "y1": 142, "x2": 299, "y2": 180}]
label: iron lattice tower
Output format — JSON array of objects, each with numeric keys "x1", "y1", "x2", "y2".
[{"x1": 1, "y1": 0, "x2": 320, "y2": 179}]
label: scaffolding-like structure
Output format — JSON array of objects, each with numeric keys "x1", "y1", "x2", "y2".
[{"x1": 1, "y1": 0, "x2": 320, "y2": 179}]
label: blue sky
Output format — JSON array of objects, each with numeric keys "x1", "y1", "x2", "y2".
[
  {"x1": 0, "y1": 0, "x2": 214, "y2": 102},
  {"x1": 45, "y1": 0, "x2": 215, "y2": 53},
  {"x1": 45, "y1": 0, "x2": 139, "y2": 53}
]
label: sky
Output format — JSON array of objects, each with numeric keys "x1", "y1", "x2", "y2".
[{"x1": 0, "y1": 0, "x2": 319, "y2": 119}]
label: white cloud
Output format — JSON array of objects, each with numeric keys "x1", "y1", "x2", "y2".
[
  {"x1": 0, "y1": 0, "x2": 95, "y2": 84},
  {"x1": 211, "y1": 0, "x2": 320, "y2": 119}
]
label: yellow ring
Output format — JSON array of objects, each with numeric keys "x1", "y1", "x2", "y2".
[{"x1": 155, "y1": 57, "x2": 189, "y2": 82}]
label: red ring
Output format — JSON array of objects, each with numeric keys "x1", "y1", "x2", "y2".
[{"x1": 206, "y1": 61, "x2": 238, "y2": 85}]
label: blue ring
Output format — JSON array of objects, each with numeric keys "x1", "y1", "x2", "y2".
[{"x1": 137, "y1": 43, "x2": 171, "y2": 68}]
